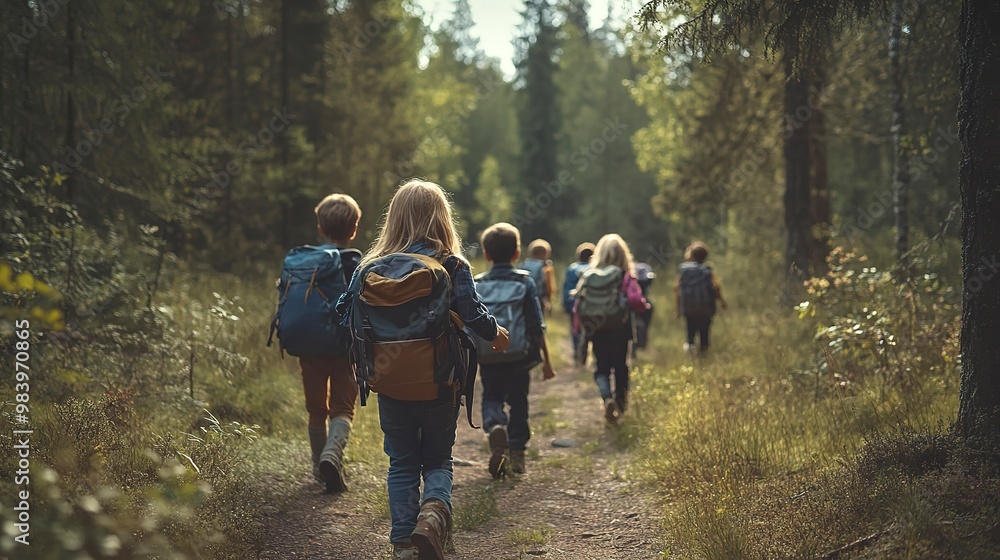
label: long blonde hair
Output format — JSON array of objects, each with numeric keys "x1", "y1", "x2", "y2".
[
  {"x1": 591, "y1": 233, "x2": 635, "y2": 276},
  {"x1": 360, "y1": 180, "x2": 464, "y2": 267}
]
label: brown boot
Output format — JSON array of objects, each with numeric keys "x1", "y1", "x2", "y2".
[
  {"x1": 487, "y1": 425, "x2": 508, "y2": 480},
  {"x1": 604, "y1": 398, "x2": 620, "y2": 424},
  {"x1": 392, "y1": 542, "x2": 419, "y2": 560},
  {"x1": 411, "y1": 499, "x2": 450, "y2": 560},
  {"x1": 510, "y1": 449, "x2": 526, "y2": 474}
]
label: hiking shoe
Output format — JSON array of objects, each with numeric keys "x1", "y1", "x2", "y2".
[
  {"x1": 615, "y1": 392, "x2": 628, "y2": 415},
  {"x1": 510, "y1": 449, "x2": 526, "y2": 474},
  {"x1": 319, "y1": 458, "x2": 347, "y2": 493},
  {"x1": 392, "y1": 542, "x2": 419, "y2": 560},
  {"x1": 488, "y1": 425, "x2": 509, "y2": 479},
  {"x1": 312, "y1": 463, "x2": 324, "y2": 485},
  {"x1": 411, "y1": 499, "x2": 450, "y2": 560},
  {"x1": 604, "y1": 398, "x2": 620, "y2": 424}
]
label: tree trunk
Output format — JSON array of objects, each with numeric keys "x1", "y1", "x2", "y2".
[
  {"x1": 957, "y1": 0, "x2": 1000, "y2": 443},
  {"x1": 783, "y1": 53, "x2": 813, "y2": 277},
  {"x1": 890, "y1": 0, "x2": 911, "y2": 273},
  {"x1": 64, "y1": 2, "x2": 77, "y2": 201},
  {"x1": 808, "y1": 67, "x2": 830, "y2": 272},
  {"x1": 279, "y1": 0, "x2": 291, "y2": 248}
]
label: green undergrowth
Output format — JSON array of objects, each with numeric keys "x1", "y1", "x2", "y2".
[
  {"x1": 619, "y1": 248, "x2": 1000, "y2": 559},
  {"x1": 1, "y1": 265, "x2": 314, "y2": 558}
]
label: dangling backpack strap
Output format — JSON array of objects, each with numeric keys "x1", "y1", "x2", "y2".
[
  {"x1": 456, "y1": 321, "x2": 479, "y2": 429},
  {"x1": 442, "y1": 256, "x2": 481, "y2": 429}
]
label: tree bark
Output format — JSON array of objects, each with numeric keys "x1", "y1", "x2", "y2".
[
  {"x1": 280, "y1": 0, "x2": 291, "y2": 248},
  {"x1": 808, "y1": 67, "x2": 830, "y2": 272},
  {"x1": 783, "y1": 53, "x2": 813, "y2": 277},
  {"x1": 890, "y1": 0, "x2": 912, "y2": 273},
  {"x1": 956, "y1": 0, "x2": 1000, "y2": 443}
]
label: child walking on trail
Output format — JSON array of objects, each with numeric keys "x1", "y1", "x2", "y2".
[
  {"x1": 563, "y1": 242, "x2": 595, "y2": 365},
  {"x1": 521, "y1": 238, "x2": 556, "y2": 313},
  {"x1": 476, "y1": 223, "x2": 556, "y2": 479},
  {"x1": 268, "y1": 194, "x2": 362, "y2": 493},
  {"x1": 573, "y1": 234, "x2": 650, "y2": 424},
  {"x1": 336, "y1": 180, "x2": 510, "y2": 560},
  {"x1": 675, "y1": 241, "x2": 726, "y2": 356}
]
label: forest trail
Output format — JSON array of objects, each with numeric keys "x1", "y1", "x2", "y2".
[{"x1": 256, "y1": 353, "x2": 665, "y2": 559}]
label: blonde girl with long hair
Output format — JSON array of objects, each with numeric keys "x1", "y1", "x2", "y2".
[
  {"x1": 337, "y1": 180, "x2": 509, "y2": 560},
  {"x1": 576, "y1": 233, "x2": 649, "y2": 423}
]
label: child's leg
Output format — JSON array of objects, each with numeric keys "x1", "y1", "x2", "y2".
[
  {"x1": 320, "y1": 354, "x2": 357, "y2": 492},
  {"x1": 590, "y1": 332, "x2": 614, "y2": 400},
  {"x1": 418, "y1": 399, "x2": 461, "y2": 513},
  {"x1": 570, "y1": 316, "x2": 581, "y2": 358},
  {"x1": 300, "y1": 357, "x2": 331, "y2": 474},
  {"x1": 327, "y1": 353, "x2": 358, "y2": 422},
  {"x1": 378, "y1": 396, "x2": 423, "y2": 544},
  {"x1": 684, "y1": 315, "x2": 698, "y2": 346},
  {"x1": 610, "y1": 328, "x2": 630, "y2": 404},
  {"x1": 480, "y1": 369, "x2": 510, "y2": 433},
  {"x1": 698, "y1": 315, "x2": 712, "y2": 351},
  {"x1": 507, "y1": 370, "x2": 531, "y2": 451},
  {"x1": 300, "y1": 357, "x2": 332, "y2": 429}
]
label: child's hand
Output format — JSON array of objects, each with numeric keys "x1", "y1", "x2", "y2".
[
  {"x1": 492, "y1": 327, "x2": 510, "y2": 352},
  {"x1": 542, "y1": 363, "x2": 556, "y2": 380}
]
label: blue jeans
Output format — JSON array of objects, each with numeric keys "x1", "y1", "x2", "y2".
[
  {"x1": 480, "y1": 367, "x2": 531, "y2": 450},
  {"x1": 378, "y1": 394, "x2": 460, "y2": 543},
  {"x1": 591, "y1": 326, "x2": 630, "y2": 400},
  {"x1": 571, "y1": 316, "x2": 589, "y2": 364}
]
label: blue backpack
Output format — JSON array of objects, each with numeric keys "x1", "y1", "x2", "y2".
[
  {"x1": 474, "y1": 270, "x2": 534, "y2": 365},
  {"x1": 563, "y1": 261, "x2": 589, "y2": 313},
  {"x1": 268, "y1": 245, "x2": 358, "y2": 357},
  {"x1": 520, "y1": 258, "x2": 546, "y2": 294}
]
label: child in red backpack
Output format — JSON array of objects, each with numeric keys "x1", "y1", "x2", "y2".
[
  {"x1": 574, "y1": 234, "x2": 649, "y2": 424},
  {"x1": 336, "y1": 180, "x2": 509, "y2": 560}
]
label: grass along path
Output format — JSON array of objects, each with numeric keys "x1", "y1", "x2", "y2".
[{"x1": 256, "y1": 346, "x2": 664, "y2": 559}]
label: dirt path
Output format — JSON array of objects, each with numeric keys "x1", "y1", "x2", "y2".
[{"x1": 257, "y1": 361, "x2": 665, "y2": 559}]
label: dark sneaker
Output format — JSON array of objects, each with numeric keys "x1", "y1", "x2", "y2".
[
  {"x1": 510, "y1": 449, "x2": 526, "y2": 474},
  {"x1": 392, "y1": 542, "x2": 419, "y2": 560},
  {"x1": 604, "y1": 398, "x2": 620, "y2": 425},
  {"x1": 488, "y1": 425, "x2": 508, "y2": 479},
  {"x1": 615, "y1": 392, "x2": 628, "y2": 415},
  {"x1": 312, "y1": 463, "x2": 324, "y2": 485},
  {"x1": 319, "y1": 458, "x2": 347, "y2": 493},
  {"x1": 411, "y1": 499, "x2": 450, "y2": 560}
]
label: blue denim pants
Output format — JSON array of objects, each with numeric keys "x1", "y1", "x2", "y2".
[
  {"x1": 480, "y1": 367, "x2": 531, "y2": 450},
  {"x1": 378, "y1": 394, "x2": 460, "y2": 543}
]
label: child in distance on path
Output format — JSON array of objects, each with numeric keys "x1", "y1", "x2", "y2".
[
  {"x1": 476, "y1": 223, "x2": 556, "y2": 479},
  {"x1": 336, "y1": 180, "x2": 509, "y2": 560},
  {"x1": 675, "y1": 241, "x2": 726, "y2": 356},
  {"x1": 574, "y1": 234, "x2": 650, "y2": 424},
  {"x1": 563, "y1": 242, "x2": 595, "y2": 365},
  {"x1": 521, "y1": 238, "x2": 557, "y2": 314}
]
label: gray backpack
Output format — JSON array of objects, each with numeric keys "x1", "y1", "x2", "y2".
[
  {"x1": 575, "y1": 265, "x2": 629, "y2": 335},
  {"x1": 474, "y1": 271, "x2": 533, "y2": 365},
  {"x1": 678, "y1": 261, "x2": 716, "y2": 316}
]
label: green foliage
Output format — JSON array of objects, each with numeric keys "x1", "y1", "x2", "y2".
[{"x1": 796, "y1": 247, "x2": 960, "y2": 387}]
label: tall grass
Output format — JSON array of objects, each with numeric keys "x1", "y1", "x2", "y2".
[
  {"x1": 1, "y1": 263, "x2": 310, "y2": 558},
  {"x1": 617, "y1": 247, "x2": 999, "y2": 558}
]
